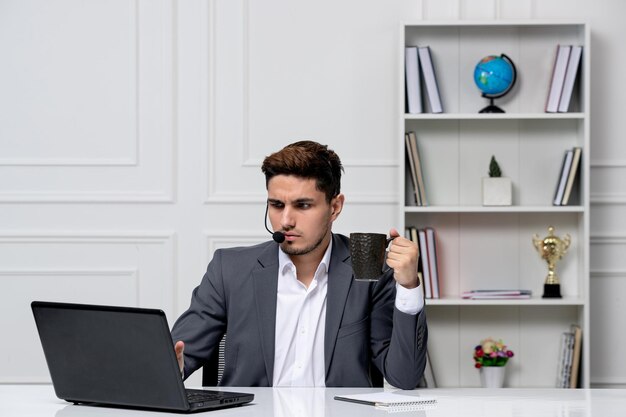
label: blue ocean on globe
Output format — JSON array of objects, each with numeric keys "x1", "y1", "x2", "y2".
[{"x1": 474, "y1": 55, "x2": 515, "y2": 96}]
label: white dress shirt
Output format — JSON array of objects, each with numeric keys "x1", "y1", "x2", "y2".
[{"x1": 272, "y1": 239, "x2": 425, "y2": 387}]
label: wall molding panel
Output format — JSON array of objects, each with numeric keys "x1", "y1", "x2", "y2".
[
  {"x1": 591, "y1": 193, "x2": 626, "y2": 205},
  {"x1": 590, "y1": 235, "x2": 626, "y2": 246},
  {"x1": 0, "y1": 0, "x2": 175, "y2": 203},
  {"x1": 202, "y1": 232, "x2": 266, "y2": 263},
  {"x1": 0, "y1": 0, "x2": 139, "y2": 169},
  {"x1": 0, "y1": 231, "x2": 176, "y2": 307},
  {"x1": 590, "y1": 160, "x2": 626, "y2": 205},
  {"x1": 0, "y1": 231, "x2": 176, "y2": 382},
  {"x1": 0, "y1": 267, "x2": 140, "y2": 384},
  {"x1": 203, "y1": 0, "x2": 403, "y2": 204}
]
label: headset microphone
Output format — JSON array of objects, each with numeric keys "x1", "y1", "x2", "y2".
[{"x1": 264, "y1": 204, "x2": 285, "y2": 243}]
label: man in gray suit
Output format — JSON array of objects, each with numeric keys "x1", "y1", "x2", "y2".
[{"x1": 171, "y1": 141, "x2": 427, "y2": 389}]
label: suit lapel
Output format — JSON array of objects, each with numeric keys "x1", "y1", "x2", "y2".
[
  {"x1": 252, "y1": 244, "x2": 279, "y2": 385},
  {"x1": 325, "y1": 234, "x2": 353, "y2": 376}
]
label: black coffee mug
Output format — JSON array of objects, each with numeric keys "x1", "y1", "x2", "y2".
[{"x1": 349, "y1": 233, "x2": 394, "y2": 281}]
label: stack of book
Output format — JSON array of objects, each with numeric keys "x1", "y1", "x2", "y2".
[
  {"x1": 461, "y1": 289, "x2": 532, "y2": 300},
  {"x1": 405, "y1": 131, "x2": 427, "y2": 206},
  {"x1": 553, "y1": 146, "x2": 582, "y2": 206},
  {"x1": 406, "y1": 226, "x2": 440, "y2": 298},
  {"x1": 405, "y1": 45, "x2": 443, "y2": 114},
  {"x1": 556, "y1": 324, "x2": 582, "y2": 388},
  {"x1": 545, "y1": 44, "x2": 584, "y2": 113}
]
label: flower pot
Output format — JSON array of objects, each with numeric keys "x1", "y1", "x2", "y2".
[
  {"x1": 482, "y1": 177, "x2": 512, "y2": 206},
  {"x1": 480, "y1": 366, "x2": 506, "y2": 388}
]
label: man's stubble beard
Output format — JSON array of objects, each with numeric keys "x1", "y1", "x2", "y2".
[{"x1": 280, "y1": 218, "x2": 332, "y2": 257}]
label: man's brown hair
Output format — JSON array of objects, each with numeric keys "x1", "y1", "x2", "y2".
[{"x1": 261, "y1": 140, "x2": 344, "y2": 203}]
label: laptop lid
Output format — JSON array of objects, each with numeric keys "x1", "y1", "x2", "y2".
[{"x1": 31, "y1": 301, "x2": 253, "y2": 413}]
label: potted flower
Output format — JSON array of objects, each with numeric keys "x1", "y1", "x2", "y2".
[
  {"x1": 482, "y1": 155, "x2": 512, "y2": 206},
  {"x1": 473, "y1": 337, "x2": 514, "y2": 388}
]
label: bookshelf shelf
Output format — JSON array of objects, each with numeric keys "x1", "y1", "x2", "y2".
[
  {"x1": 427, "y1": 296, "x2": 585, "y2": 306},
  {"x1": 400, "y1": 21, "x2": 589, "y2": 389},
  {"x1": 404, "y1": 206, "x2": 584, "y2": 213},
  {"x1": 404, "y1": 113, "x2": 585, "y2": 120}
]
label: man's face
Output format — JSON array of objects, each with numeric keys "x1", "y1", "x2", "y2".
[{"x1": 267, "y1": 175, "x2": 343, "y2": 258}]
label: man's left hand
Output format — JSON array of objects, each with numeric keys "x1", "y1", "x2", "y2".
[{"x1": 385, "y1": 228, "x2": 420, "y2": 289}]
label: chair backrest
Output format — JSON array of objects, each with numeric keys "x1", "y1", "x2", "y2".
[{"x1": 201, "y1": 334, "x2": 226, "y2": 386}]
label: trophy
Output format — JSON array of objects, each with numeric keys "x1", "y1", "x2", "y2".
[{"x1": 532, "y1": 226, "x2": 571, "y2": 298}]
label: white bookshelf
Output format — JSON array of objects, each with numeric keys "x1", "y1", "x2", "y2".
[{"x1": 399, "y1": 21, "x2": 590, "y2": 388}]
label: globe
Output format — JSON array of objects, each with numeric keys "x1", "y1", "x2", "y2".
[{"x1": 473, "y1": 54, "x2": 517, "y2": 113}]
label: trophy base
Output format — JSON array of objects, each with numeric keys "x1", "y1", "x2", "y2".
[{"x1": 542, "y1": 283, "x2": 562, "y2": 298}]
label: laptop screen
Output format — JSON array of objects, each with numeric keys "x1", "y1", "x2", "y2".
[{"x1": 32, "y1": 301, "x2": 190, "y2": 411}]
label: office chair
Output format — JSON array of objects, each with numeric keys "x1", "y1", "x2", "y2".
[{"x1": 201, "y1": 334, "x2": 226, "y2": 386}]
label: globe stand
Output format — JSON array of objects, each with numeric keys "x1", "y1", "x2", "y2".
[{"x1": 479, "y1": 97, "x2": 505, "y2": 113}]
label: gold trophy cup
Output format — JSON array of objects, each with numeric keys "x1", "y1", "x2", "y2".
[{"x1": 532, "y1": 226, "x2": 571, "y2": 298}]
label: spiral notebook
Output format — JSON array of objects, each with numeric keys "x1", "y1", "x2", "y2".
[{"x1": 334, "y1": 392, "x2": 437, "y2": 412}]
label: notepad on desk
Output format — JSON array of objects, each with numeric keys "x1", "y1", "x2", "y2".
[{"x1": 334, "y1": 392, "x2": 437, "y2": 411}]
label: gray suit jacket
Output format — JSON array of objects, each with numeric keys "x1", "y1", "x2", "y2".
[{"x1": 171, "y1": 233, "x2": 427, "y2": 389}]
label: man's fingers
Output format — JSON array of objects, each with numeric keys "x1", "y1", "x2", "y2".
[{"x1": 175, "y1": 341, "x2": 185, "y2": 374}]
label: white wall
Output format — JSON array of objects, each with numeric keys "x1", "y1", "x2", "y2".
[{"x1": 1, "y1": 0, "x2": 624, "y2": 388}]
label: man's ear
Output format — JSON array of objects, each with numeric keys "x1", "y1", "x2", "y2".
[{"x1": 330, "y1": 194, "x2": 345, "y2": 219}]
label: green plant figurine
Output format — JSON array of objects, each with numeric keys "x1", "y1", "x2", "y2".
[{"x1": 488, "y1": 155, "x2": 502, "y2": 178}]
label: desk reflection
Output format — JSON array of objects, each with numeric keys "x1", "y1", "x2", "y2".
[
  {"x1": 273, "y1": 388, "x2": 326, "y2": 417},
  {"x1": 273, "y1": 387, "x2": 427, "y2": 417},
  {"x1": 55, "y1": 403, "x2": 165, "y2": 417},
  {"x1": 53, "y1": 388, "x2": 416, "y2": 417},
  {"x1": 44, "y1": 386, "x2": 597, "y2": 417}
]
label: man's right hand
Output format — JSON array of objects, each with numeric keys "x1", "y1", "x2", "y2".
[{"x1": 175, "y1": 341, "x2": 185, "y2": 376}]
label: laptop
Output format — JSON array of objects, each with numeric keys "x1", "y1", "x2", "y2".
[{"x1": 31, "y1": 301, "x2": 254, "y2": 413}]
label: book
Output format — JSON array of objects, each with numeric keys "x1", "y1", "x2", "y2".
[
  {"x1": 553, "y1": 149, "x2": 574, "y2": 205},
  {"x1": 464, "y1": 294, "x2": 531, "y2": 300},
  {"x1": 569, "y1": 324, "x2": 582, "y2": 388},
  {"x1": 462, "y1": 289, "x2": 531, "y2": 296},
  {"x1": 425, "y1": 227, "x2": 440, "y2": 298},
  {"x1": 556, "y1": 331, "x2": 575, "y2": 388},
  {"x1": 404, "y1": 134, "x2": 420, "y2": 205},
  {"x1": 334, "y1": 392, "x2": 437, "y2": 411},
  {"x1": 417, "y1": 46, "x2": 443, "y2": 113},
  {"x1": 462, "y1": 289, "x2": 531, "y2": 299},
  {"x1": 407, "y1": 131, "x2": 428, "y2": 206},
  {"x1": 546, "y1": 45, "x2": 572, "y2": 113},
  {"x1": 561, "y1": 146, "x2": 582, "y2": 205},
  {"x1": 408, "y1": 227, "x2": 426, "y2": 297},
  {"x1": 555, "y1": 332, "x2": 568, "y2": 387},
  {"x1": 558, "y1": 45, "x2": 583, "y2": 112},
  {"x1": 417, "y1": 229, "x2": 432, "y2": 299},
  {"x1": 405, "y1": 46, "x2": 422, "y2": 114},
  {"x1": 563, "y1": 332, "x2": 575, "y2": 387}
]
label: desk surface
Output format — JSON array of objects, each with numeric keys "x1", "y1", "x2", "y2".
[{"x1": 1, "y1": 385, "x2": 624, "y2": 417}]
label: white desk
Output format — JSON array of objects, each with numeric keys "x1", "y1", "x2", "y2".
[{"x1": 1, "y1": 385, "x2": 624, "y2": 416}]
